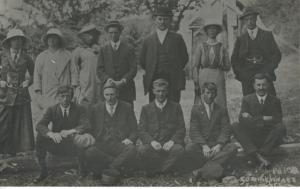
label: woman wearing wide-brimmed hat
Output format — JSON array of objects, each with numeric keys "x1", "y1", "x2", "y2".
[
  {"x1": 34, "y1": 28, "x2": 77, "y2": 110},
  {"x1": 192, "y1": 19, "x2": 231, "y2": 108},
  {"x1": 0, "y1": 28, "x2": 35, "y2": 161},
  {"x1": 71, "y1": 24, "x2": 101, "y2": 106}
]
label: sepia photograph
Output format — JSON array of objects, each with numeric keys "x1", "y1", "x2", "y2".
[{"x1": 0, "y1": 0, "x2": 299, "y2": 186}]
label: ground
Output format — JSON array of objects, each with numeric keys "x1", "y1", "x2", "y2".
[{"x1": 0, "y1": 53, "x2": 299, "y2": 186}]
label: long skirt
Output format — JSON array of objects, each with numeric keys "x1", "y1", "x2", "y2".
[
  {"x1": 198, "y1": 68, "x2": 227, "y2": 108},
  {"x1": 0, "y1": 103, "x2": 35, "y2": 155}
]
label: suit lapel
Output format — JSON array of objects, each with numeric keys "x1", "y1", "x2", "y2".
[
  {"x1": 96, "y1": 103, "x2": 106, "y2": 138},
  {"x1": 199, "y1": 105, "x2": 210, "y2": 122},
  {"x1": 161, "y1": 101, "x2": 171, "y2": 125},
  {"x1": 3, "y1": 50, "x2": 17, "y2": 70},
  {"x1": 55, "y1": 104, "x2": 64, "y2": 130}
]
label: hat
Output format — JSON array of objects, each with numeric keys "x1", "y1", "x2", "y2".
[
  {"x1": 153, "y1": 78, "x2": 169, "y2": 89},
  {"x1": 42, "y1": 28, "x2": 64, "y2": 46},
  {"x1": 195, "y1": 162, "x2": 224, "y2": 180},
  {"x1": 56, "y1": 85, "x2": 74, "y2": 96},
  {"x1": 101, "y1": 169, "x2": 120, "y2": 186},
  {"x1": 2, "y1": 29, "x2": 29, "y2": 48},
  {"x1": 239, "y1": 7, "x2": 259, "y2": 20},
  {"x1": 153, "y1": 7, "x2": 173, "y2": 17},
  {"x1": 105, "y1": 20, "x2": 124, "y2": 32},
  {"x1": 103, "y1": 81, "x2": 119, "y2": 91},
  {"x1": 203, "y1": 18, "x2": 223, "y2": 34},
  {"x1": 78, "y1": 23, "x2": 101, "y2": 35}
]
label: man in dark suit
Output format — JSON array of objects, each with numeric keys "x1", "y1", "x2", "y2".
[
  {"x1": 186, "y1": 82, "x2": 237, "y2": 181},
  {"x1": 34, "y1": 85, "x2": 94, "y2": 183},
  {"x1": 232, "y1": 73, "x2": 285, "y2": 168},
  {"x1": 139, "y1": 7, "x2": 188, "y2": 103},
  {"x1": 97, "y1": 20, "x2": 137, "y2": 106},
  {"x1": 231, "y1": 7, "x2": 281, "y2": 96},
  {"x1": 84, "y1": 82, "x2": 137, "y2": 182},
  {"x1": 138, "y1": 79, "x2": 185, "y2": 176}
]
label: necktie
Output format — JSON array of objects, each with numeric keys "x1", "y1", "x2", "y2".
[
  {"x1": 208, "y1": 46, "x2": 215, "y2": 65},
  {"x1": 63, "y1": 109, "x2": 68, "y2": 118},
  {"x1": 109, "y1": 105, "x2": 114, "y2": 116},
  {"x1": 13, "y1": 52, "x2": 18, "y2": 63},
  {"x1": 207, "y1": 105, "x2": 211, "y2": 120},
  {"x1": 113, "y1": 44, "x2": 118, "y2": 51},
  {"x1": 249, "y1": 30, "x2": 255, "y2": 40},
  {"x1": 260, "y1": 99, "x2": 264, "y2": 105}
]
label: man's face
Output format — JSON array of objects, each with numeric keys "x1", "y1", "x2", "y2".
[
  {"x1": 103, "y1": 88, "x2": 118, "y2": 105},
  {"x1": 58, "y1": 92, "x2": 72, "y2": 108},
  {"x1": 253, "y1": 78, "x2": 269, "y2": 96},
  {"x1": 206, "y1": 26, "x2": 219, "y2": 39},
  {"x1": 202, "y1": 88, "x2": 216, "y2": 105},
  {"x1": 155, "y1": 15, "x2": 171, "y2": 31},
  {"x1": 244, "y1": 14, "x2": 257, "y2": 30},
  {"x1": 47, "y1": 35, "x2": 60, "y2": 48},
  {"x1": 108, "y1": 27, "x2": 121, "y2": 43},
  {"x1": 10, "y1": 37, "x2": 23, "y2": 49},
  {"x1": 153, "y1": 86, "x2": 168, "y2": 103}
]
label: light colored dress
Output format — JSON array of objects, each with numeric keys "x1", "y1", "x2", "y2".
[
  {"x1": 71, "y1": 46, "x2": 100, "y2": 106},
  {"x1": 34, "y1": 49, "x2": 77, "y2": 109},
  {"x1": 192, "y1": 41, "x2": 231, "y2": 108}
]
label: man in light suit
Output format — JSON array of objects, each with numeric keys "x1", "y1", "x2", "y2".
[
  {"x1": 97, "y1": 20, "x2": 137, "y2": 106},
  {"x1": 232, "y1": 73, "x2": 285, "y2": 168},
  {"x1": 34, "y1": 85, "x2": 94, "y2": 183},
  {"x1": 138, "y1": 78, "x2": 185, "y2": 176},
  {"x1": 139, "y1": 7, "x2": 188, "y2": 103},
  {"x1": 186, "y1": 82, "x2": 237, "y2": 181},
  {"x1": 231, "y1": 7, "x2": 281, "y2": 96}
]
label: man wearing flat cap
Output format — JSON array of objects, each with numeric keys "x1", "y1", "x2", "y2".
[
  {"x1": 139, "y1": 7, "x2": 188, "y2": 103},
  {"x1": 84, "y1": 82, "x2": 137, "y2": 181},
  {"x1": 231, "y1": 7, "x2": 281, "y2": 96},
  {"x1": 138, "y1": 78, "x2": 186, "y2": 176},
  {"x1": 34, "y1": 85, "x2": 94, "y2": 182},
  {"x1": 97, "y1": 20, "x2": 137, "y2": 106},
  {"x1": 72, "y1": 24, "x2": 101, "y2": 107}
]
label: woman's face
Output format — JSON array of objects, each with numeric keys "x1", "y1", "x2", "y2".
[
  {"x1": 81, "y1": 32, "x2": 95, "y2": 45},
  {"x1": 47, "y1": 35, "x2": 60, "y2": 49},
  {"x1": 10, "y1": 37, "x2": 24, "y2": 49},
  {"x1": 206, "y1": 26, "x2": 219, "y2": 39}
]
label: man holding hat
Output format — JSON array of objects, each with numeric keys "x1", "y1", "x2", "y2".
[
  {"x1": 34, "y1": 85, "x2": 94, "y2": 183},
  {"x1": 231, "y1": 7, "x2": 281, "y2": 96},
  {"x1": 139, "y1": 7, "x2": 188, "y2": 103},
  {"x1": 72, "y1": 24, "x2": 101, "y2": 107},
  {"x1": 138, "y1": 78, "x2": 185, "y2": 176},
  {"x1": 97, "y1": 20, "x2": 137, "y2": 106},
  {"x1": 34, "y1": 28, "x2": 77, "y2": 110},
  {"x1": 84, "y1": 82, "x2": 137, "y2": 182}
]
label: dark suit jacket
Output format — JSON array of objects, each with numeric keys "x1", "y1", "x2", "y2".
[
  {"x1": 36, "y1": 102, "x2": 90, "y2": 137},
  {"x1": 138, "y1": 101, "x2": 186, "y2": 145},
  {"x1": 231, "y1": 28, "x2": 281, "y2": 82},
  {"x1": 90, "y1": 100, "x2": 138, "y2": 142},
  {"x1": 239, "y1": 93, "x2": 282, "y2": 128},
  {"x1": 189, "y1": 103, "x2": 230, "y2": 147},
  {"x1": 97, "y1": 41, "x2": 137, "y2": 101},
  {"x1": 139, "y1": 31, "x2": 188, "y2": 94}
]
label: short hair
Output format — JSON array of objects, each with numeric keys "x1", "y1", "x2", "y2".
[
  {"x1": 252, "y1": 73, "x2": 272, "y2": 84},
  {"x1": 153, "y1": 78, "x2": 169, "y2": 89},
  {"x1": 56, "y1": 85, "x2": 74, "y2": 97},
  {"x1": 201, "y1": 82, "x2": 217, "y2": 95}
]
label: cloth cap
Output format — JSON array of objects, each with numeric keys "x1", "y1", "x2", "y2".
[
  {"x1": 103, "y1": 81, "x2": 119, "y2": 91},
  {"x1": 105, "y1": 20, "x2": 124, "y2": 32},
  {"x1": 153, "y1": 78, "x2": 169, "y2": 89},
  {"x1": 239, "y1": 7, "x2": 259, "y2": 20},
  {"x1": 153, "y1": 7, "x2": 173, "y2": 17}
]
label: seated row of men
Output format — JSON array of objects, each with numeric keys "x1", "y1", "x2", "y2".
[{"x1": 34, "y1": 73, "x2": 285, "y2": 184}]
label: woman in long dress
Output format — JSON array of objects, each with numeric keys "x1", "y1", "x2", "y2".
[
  {"x1": 0, "y1": 29, "x2": 35, "y2": 168},
  {"x1": 192, "y1": 20, "x2": 231, "y2": 108},
  {"x1": 34, "y1": 28, "x2": 77, "y2": 110}
]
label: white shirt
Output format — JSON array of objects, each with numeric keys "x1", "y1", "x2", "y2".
[
  {"x1": 106, "y1": 101, "x2": 118, "y2": 116},
  {"x1": 156, "y1": 29, "x2": 168, "y2": 44},
  {"x1": 60, "y1": 105, "x2": 70, "y2": 117},
  {"x1": 203, "y1": 102, "x2": 214, "y2": 120},
  {"x1": 111, "y1": 40, "x2": 121, "y2": 50},
  {"x1": 155, "y1": 99, "x2": 167, "y2": 111},
  {"x1": 10, "y1": 48, "x2": 20, "y2": 60},
  {"x1": 256, "y1": 93, "x2": 268, "y2": 105},
  {"x1": 247, "y1": 27, "x2": 258, "y2": 40}
]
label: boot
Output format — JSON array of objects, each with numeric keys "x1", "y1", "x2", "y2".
[{"x1": 33, "y1": 159, "x2": 48, "y2": 183}]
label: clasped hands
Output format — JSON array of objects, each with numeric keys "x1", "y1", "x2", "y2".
[
  {"x1": 0, "y1": 80, "x2": 30, "y2": 88},
  {"x1": 202, "y1": 144, "x2": 222, "y2": 159},
  {"x1": 47, "y1": 129, "x2": 78, "y2": 144},
  {"x1": 151, "y1": 140, "x2": 174, "y2": 151}
]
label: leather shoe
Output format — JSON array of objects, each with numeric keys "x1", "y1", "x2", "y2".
[
  {"x1": 255, "y1": 153, "x2": 271, "y2": 168},
  {"x1": 33, "y1": 172, "x2": 48, "y2": 183}
]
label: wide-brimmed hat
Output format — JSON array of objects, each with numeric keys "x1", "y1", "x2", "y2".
[
  {"x1": 203, "y1": 18, "x2": 223, "y2": 34},
  {"x1": 239, "y1": 7, "x2": 259, "y2": 20},
  {"x1": 2, "y1": 29, "x2": 29, "y2": 48},
  {"x1": 153, "y1": 7, "x2": 173, "y2": 17},
  {"x1": 42, "y1": 28, "x2": 64, "y2": 46},
  {"x1": 104, "y1": 20, "x2": 124, "y2": 32},
  {"x1": 78, "y1": 23, "x2": 101, "y2": 36}
]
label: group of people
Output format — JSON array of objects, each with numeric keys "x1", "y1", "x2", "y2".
[{"x1": 0, "y1": 6, "x2": 284, "y2": 185}]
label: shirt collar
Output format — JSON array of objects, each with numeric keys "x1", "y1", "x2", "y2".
[
  {"x1": 111, "y1": 40, "x2": 121, "y2": 50},
  {"x1": 60, "y1": 105, "x2": 70, "y2": 112},
  {"x1": 203, "y1": 101, "x2": 214, "y2": 111},
  {"x1": 106, "y1": 101, "x2": 118, "y2": 109},
  {"x1": 247, "y1": 27, "x2": 258, "y2": 38},
  {"x1": 155, "y1": 99, "x2": 167, "y2": 110},
  {"x1": 156, "y1": 28, "x2": 168, "y2": 35},
  {"x1": 256, "y1": 93, "x2": 268, "y2": 102},
  {"x1": 206, "y1": 39, "x2": 219, "y2": 46}
]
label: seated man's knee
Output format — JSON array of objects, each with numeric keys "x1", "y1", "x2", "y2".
[
  {"x1": 225, "y1": 143, "x2": 238, "y2": 154},
  {"x1": 169, "y1": 144, "x2": 184, "y2": 156},
  {"x1": 84, "y1": 146, "x2": 99, "y2": 159},
  {"x1": 185, "y1": 143, "x2": 200, "y2": 153},
  {"x1": 123, "y1": 144, "x2": 136, "y2": 156},
  {"x1": 137, "y1": 144, "x2": 153, "y2": 157}
]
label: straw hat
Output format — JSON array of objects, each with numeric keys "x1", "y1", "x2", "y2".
[
  {"x1": 2, "y1": 28, "x2": 29, "y2": 48},
  {"x1": 203, "y1": 18, "x2": 223, "y2": 34},
  {"x1": 42, "y1": 28, "x2": 64, "y2": 46},
  {"x1": 78, "y1": 23, "x2": 101, "y2": 36},
  {"x1": 239, "y1": 7, "x2": 259, "y2": 20}
]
